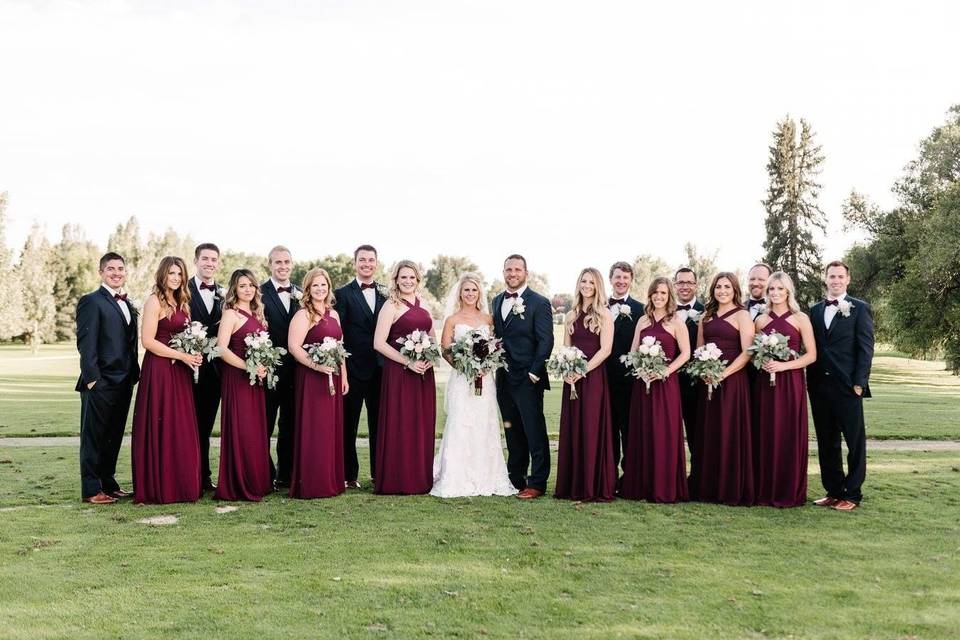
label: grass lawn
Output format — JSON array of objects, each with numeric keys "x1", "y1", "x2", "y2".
[
  {"x1": 2, "y1": 344, "x2": 957, "y2": 440},
  {"x1": 1, "y1": 446, "x2": 958, "y2": 639}
]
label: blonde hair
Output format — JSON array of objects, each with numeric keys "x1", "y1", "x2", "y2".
[
  {"x1": 388, "y1": 260, "x2": 423, "y2": 304},
  {"x1": 644, "y1": 276, "x2": 677, "y2": 324},
  {"x1": 453, "y1": 272, "x2": 485, "y2": 313},
  {"x1": 268, "y1": 245, "x2": 291, "y2": 263},
  {"x1": 765, "y1": 271, "x2": 801, "y2": 315},
  {"x1": 301, "y1": 268, "x2": 336, "y2": 325},
  {"x1": 567, "y1": 267, "x2": 608, "y2": 336}
]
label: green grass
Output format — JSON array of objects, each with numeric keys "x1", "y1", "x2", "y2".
[
  {"x1": 1, "y1": 446, "x2": 958, "y2": 638},
  {"x1": 2, "y1": 344, "x2": 956, "y2": 440}
]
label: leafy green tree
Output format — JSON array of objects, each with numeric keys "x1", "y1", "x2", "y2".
[
  {"x1": 681, "y1": 242, "x2": 719, "y2": 301},
  {"x1": 630, "y1": 254, "x2": 671, "y2": 301},
  {"x1": 0, "y1": 192, "x2": 25, "y2": 340},
  {"x1": 52, "y1": 224, "x2": 101, "y2": 341},
  {"x1": 761, "y1": 116, "x2": 827, "y2": 307},
  {"x1": 218, "y1": 250, "x2": 269, "y2": 285},
  {"x1": 424, "y1": 255, "x2": 481, "y2": 301},
  {"x1": 17, "y1": 224, "x2": 57, "y2": 351}
]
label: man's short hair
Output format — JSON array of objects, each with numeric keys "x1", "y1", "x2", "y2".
[
  {"x1": 268, "y1": 245, "x2": 292, "y2": 262},
  {"x1": 504, "y1": 254, "x2": 527, "y2": 269},
  {"x1": 354, "y1": 244, "x2": 378, "y2": 260},
  {"x1": 674, "y1": 267, "x2": 696, "y2": 281},
  {"x1": 749, "y1": 262, "x2": 773, "y2": 276},
  {"x1": 194, "y1": 243, "x2": 220, "y2": 260},
  {"x1": 99, "y1": 252, "x2": 125, "y2": 270},
  {"x1": 609, "y1": 261, "x2": 634, "y2": 279},
  {"x1": 825, "y1": 260, "x2": 850, "y2": 276}
]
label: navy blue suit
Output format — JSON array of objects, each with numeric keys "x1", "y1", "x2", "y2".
[
  {"x1": 333, "y1": 279, "x2": 387, "y2": 481},
  {"x1": 75, "y1": 286, "x2": 140, "y2": 498},
  {"x1": 808, "y1": 295, "x2": 874, "y2": 503},
  {"x1": 261, "y1": 280, "x2": 301, "y2": 483},
  {"x1": 188, "y1": 278, "x2": 222, "y2": 486},
  {"x1": 493, "y1": 287, "x2": 554, "y2": 491},
  {"x1": 605, "y1": 296, "x2": 645, "y2": 472}
]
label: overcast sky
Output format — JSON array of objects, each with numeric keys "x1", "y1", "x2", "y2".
[{"x1": 1, "y1": 0, "x2": 958, "y2": 291}]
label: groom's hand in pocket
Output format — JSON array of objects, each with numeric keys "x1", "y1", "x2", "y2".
[{"x1": 528, "y1": 372, "x2": 539, "y2": 385}]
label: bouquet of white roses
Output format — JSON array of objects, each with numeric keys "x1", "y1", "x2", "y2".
[
  {"x1": 242, "y1": 331, "x2": 287, "y2": 389},
  {"x1": 546, "y1": 346, "x2": 589, "y2": 400},
  {"x1": 396, "y1": 329, "x2": 441, "y2": 375},
  {"x1": 620, "y1": 335, "x2": 670, "y2": 394},
  {"x1": 684, "y1": 342, "x2": 728, "y2": 401},
  {"x1": 169, "y1": 320, "x2": 218, "y2": 382},
  {"x1": 447, "y1": 328, "x2": 507, "y2": 395},
  {"x1": 305, "y1": 337, "x2": 351, "y2": 395},
  {"x1": 747, "y1": 331, "x2": 798, "y2": 387}
]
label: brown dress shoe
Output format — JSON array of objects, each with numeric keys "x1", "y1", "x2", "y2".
[
  {"x1": 832, "y1": 499, "x2": 858, "y2": 511},
  {"x1": 84, "y1": 492, "x2": 118, "y2": 505},
  {"x1": 813, "y1": 496, "x2": 840, "y2": 507},
  {"x1": 516, "y1": 488, "x2": 544, "y2": 500},
  {"x1": 108, "y1": 489, "x2": 133, "y2": 499}
]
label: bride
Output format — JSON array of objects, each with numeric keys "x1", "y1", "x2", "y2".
[{"x1": 431, "y1": 273, "x2": 517, "y2": 498}]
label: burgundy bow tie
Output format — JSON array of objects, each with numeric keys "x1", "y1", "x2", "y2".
[
  {"x1": 677, "y1": 304, "x2": 691, "y2": 311},
  {"x1": 360, "y1": 282, "x2": 377, "y2": 290},
  {"x1": 277, "y1": 286, "x2": 292, "y2": 294},
  {"x1": 114, "y1": 293, "x2": 127, "y2": 301},
  {"x1": 504, "y1": 292, "x2": 519, "y2": 299},
  {"x1": 609, "y1": 298, "x2": 625, "y2": 305},
  {"x1": 199, "y1": 282, "x2": 216, "y2": 291},
  {"x1": 825, "y1": 299, "x2": 839, "y2": 307}
]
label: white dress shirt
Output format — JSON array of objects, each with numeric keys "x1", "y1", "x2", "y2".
[
  {"x1": 194, "y1": 276, "x2": 215, "y2": 314},
  {"x1": 501, "y1": 284, "x2": 528, "y2": 321},
  {"x1": 271, "y1": 278, "x2": 292, "y2": 313},
  {"x1": 101, "y1": 284, "x2": 131, "y2": 324},
  {"x1": 357, "y1": 278, "x2": 376, "y2": 313},
  {"x1": 824, "y1": 292, "x2": 847, "y2": 330}
]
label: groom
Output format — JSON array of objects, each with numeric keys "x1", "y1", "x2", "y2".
[{"x1": 493, "y1": 254, "x2": 554, "y2": 499}]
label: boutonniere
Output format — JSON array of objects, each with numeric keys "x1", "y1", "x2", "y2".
[
  {"x1": 679, "y1": 309, "x2": 701, "y2": 323},
  {"x1": 837, "y1": 299, "x2": 853, "y2": 317},
  {"x1": 752, "y1": 303, "x2": 768, "y2": 317},
  {"x1": 511, "y1": 299, "x2": 526, "y2": 319},
  {"x1": 213, "y1": 285, "x2": 225, "y2": 301},
  {"x1": 376, "y1": 283, "x2": 389, "y2": 298},
  {"x1": 611, "y1": 303, "x2": 632, "y2": 320},
  {"x1": 291, "y1": 289, "x2": 303, "y2": 302},
  {"x1": 125, "y1": 297, "x2": 141, "y2": 315}
]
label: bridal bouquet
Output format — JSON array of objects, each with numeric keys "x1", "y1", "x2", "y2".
[
  {"x1": 547, "y1": 346, "x2": 588, "y2": 400},
  {"x1": 448, "y1": 329, "x2": 507, "y2": 395},
  {"x1": 620, "y1": 335, "x2": 670, "y2": 394},
  {"x1": 242, "y1": 331, "x2": 287, "y2": 389},
  {"x1": 684, "y1": 342, "x2": 727, "y2": 401},
  {"x1": 169, "y1": 321, "x2": 218, "y2": 382},
  {"x1": 747, "y1": 331, "x2": 798, "y2": 387},
  {"x1": 396, "y1": 329, "x2": 441, "y2": 375},
  {"x1": 305, "y1": 337, "x2": 351, "y2": 395}
]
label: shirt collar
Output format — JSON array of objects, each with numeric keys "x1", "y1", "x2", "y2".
[
  {"x1": 827, "y1": 292, "x2": 848, "y2": 303},
  {"x1": 356, "y1": 277, "x2": 376, "y2": 289},
  {"x1": 271, "y1": 277, "x2": 291, "y2": 291},
  {"x1": 101, "y1": 283, "x2": 124, "y2": 297},
  {"x1": 506, "y1": 284, "x2": 528, "y2": 298},
  {"x1": 194, "y1": 275, "x2": 214, "y2": 290}
]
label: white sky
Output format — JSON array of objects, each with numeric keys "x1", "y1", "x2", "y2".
[{"x1": 1, "y1": 0, "x2": 958, "y2": 291}]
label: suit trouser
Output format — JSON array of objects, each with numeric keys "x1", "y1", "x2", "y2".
[
  {"x1": 342, "y1": 371, "x2": 382, "y2": 481},
  {"x1": 192, "y1": 362, "x2": 221, "y2": 485},
  {"x1": 79, "y1": 381, "x2": 133, "y2": 498},
  {"x1": 810, "y1": 379, "x2": 867, "y2": 502},
  {"x1": 609, "y1": 380, "x2": 632, "y2": 473},
  {"x1": 678, "y1": 374, "x2": 699, "y2": 475},
  {"x1": 497, "y1": 377, "x2": 550, "y2": 492},
  {"x1": 265, "y1": 365, "x2": 296, "y2": 483}
]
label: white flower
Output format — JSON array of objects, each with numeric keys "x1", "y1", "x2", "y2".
[
  {"x1": 687, "y1": 309, "x2": 701, "y2": 322},
  {"x1": 611, "y1": 303, "x2": 631, "y2": 319},
  {"x1": 837, "y1": 299, "x2": 853, "y2": 317},
  {"x1": 512, "y1": 300, "x2": 526, "y2": 318},
  {"x1": 752, "y1": 303, "x2": 768, "y2": 316},
  {"x1": 649, "y1": 344, "x2": 662, "y2": 356},
  {"x1": 376, "y1": 283, "x2": 389, "y2": 298},
  {"x1": 638, "y1": 344, "x2": 650, "y2": 355},
  {"x1": 291, "y1": 289, "x2": 303, "y2": 301},
  {"x1": 404, "y1": 339, "x2": 415, "y2": 350},
  {"x1": 641, "y1": 336, "x2": 656, "y2": 347},
  {"x1": 215, "y1": 286, "x2": 225, "y2": 299}
]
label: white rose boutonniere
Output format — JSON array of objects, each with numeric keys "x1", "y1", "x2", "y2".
[
  {"x1": 214, "y1": 285, "x2": 225, "y2": 300},
  {"x1": 376, "y1": 283, "x2": 389, "y2": 298},
  {"x1": 682, "y1": 309, "x2": 701, "y2": 323},
  {"x1": 752, "y1": 303, "x2": 768, "y2": 317},
  {"x1": 291, "y1": 289, "x2": 303, "y2": 302},
  {"x1": 511, "y1": 299, "x2": 526, "y2": 319},
  {"x1": 837, "y1": 299, "x2": 853, "y2": 317},
  {"x1": 611, "y1": 303, "x2": 632, "y2": 320}
]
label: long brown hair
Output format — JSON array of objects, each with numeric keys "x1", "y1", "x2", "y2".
[
  {"x1": 644, "y1": 276, "x2": 677, "y2": 325},
  {"x1": 567, "y1": 267, "x2": 607, "y2": 336},
  {"x1": 225, "y1": 268, "x2": 266, "y2": 326},
  {"x1": 301, "y1": 267, "x2": 335, "y2": 325},
  {"x1": 702, "y1": 271, "x2": 743, "y2": 323},
  {"x1": 152, "y1": 256, "x2": 191, "y2": 317}
]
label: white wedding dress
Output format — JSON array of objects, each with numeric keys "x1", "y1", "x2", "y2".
[{"x1": 430, "y1": 324, "x2": 517, "y2": 498}]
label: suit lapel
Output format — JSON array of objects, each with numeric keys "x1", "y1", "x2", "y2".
[
  {"x1": 99, "y1": 287, "x2": 130, "y2": 326},
  {"x1": 352, "y1": 281, "x2": 375, "y2": 323},
  {"x1": 493, "y1": 292, "x2": 505, "y2": 335},
  {"x1": 189, "y1": 280, "x2": 212, "y2": 324},
  {"x1": 262, "y1": 281, "x2": 285, "y2": 321},
  {"x1": 287, "y1": 286, "x2": 300, "y2": 320}
]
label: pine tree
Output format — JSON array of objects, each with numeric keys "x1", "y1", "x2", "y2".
[
  {"x1": 761, "y1": 116, "x2": 827, "y2": 307},
  {"x1": 52, "y1": 224, "x2": 101, "y2": 341},
  {"x1": 18, "y1": 224, "x2": 57, "y2": 351},
  {"x1": 0, "y1": 192, "x2": 25, "y2": 340}
]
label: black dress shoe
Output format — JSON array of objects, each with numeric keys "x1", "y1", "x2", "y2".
[
  {"x1": 107, "y1": 488, "x2": 133, "y2": 499},
  {"x1": 275, "y1": 480, "x2": 291, "y2": 489},
  {"x1": 202, "y1": 481, "x2": 217, "y2": 492}
]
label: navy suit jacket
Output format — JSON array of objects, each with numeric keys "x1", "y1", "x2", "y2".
[
  {"x1": 679, "y1": 299, "x2": 705, "y2": 353},
  {"x1": 492, "y1": 288, "x2": 554, "y2": 390},
  {"x1": 75, "y1": 287, "x2": 140, "y2": 391},
  {"x1": 260, "y1": 281, "x2": 301, "y2": 370},
  {"x1": 333, "y1": 280, "x2": 386, "y2": 381},
  {"x1": 188, "y1": 279, "x2": 223, "y2": 375},
  {"x1": 606, "y1": 296, "x2": 646, "y2": 385},
  {"x1": 808, "y1": 296, "x2": 874, "y2": 397}
]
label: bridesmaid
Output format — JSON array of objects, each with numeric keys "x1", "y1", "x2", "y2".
[
  {"x1": 214, "y1": 269, "x2": 273, "y2": 502},
  {"x1": 373, "y1": 260, "x2": 437, "y2": 495},
  {"x1": 554, "y1": 267, "x2": 616, "y2": 502},
  {"x1": 131, "y1": 256, "x2": 203, "y2": 504},
  {"x1": 620, "y1": 277, "x2": 691, "y2": 503},
  {"x1": 754, "y1": 271, "x2": 816, "y2": 507},
  {"x1": 689, "y1": 271, "x2": 756, "y2": 506},
  {"x1": 287, "y1": 268, "x2": 348, "y2": 499}
]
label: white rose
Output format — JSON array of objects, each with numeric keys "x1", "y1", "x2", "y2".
[
  {"x1": 404, "y1": 339, "x2": 415, "y2": 350},
  {"x1": 649, "y1": 345, "x2": 662, "y2": 356},
  {"x1": 641, "y1": 336, "x2": 656, "y2": 347},
  {"x1": 638, "y1": 345, "x2": 650, "y2": 355}
]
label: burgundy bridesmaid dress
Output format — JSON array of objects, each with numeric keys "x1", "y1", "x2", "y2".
[
  {"x1": 621, "y1": 321, "x2": 688, "y2": 503},
  {"x1": 289, "y1": 309, "x2": 346, "y2": 499},
  {"x1": 554, "y1": 317, "x2": 616, "y2": 502},
  {"x1": 215, "y1": 309, "x2": 273, "y2": 501},
  {"x1": 131, "y1": 309, "x2": 202, "y2": 504},
  {"x1": 690, "y1": 308, "x2": 755, "y2": 506},
  {"x1": 374, "y1": 298, "x2": 437, "y2": 495},
  {"x1": 754, "y1": 311, "x2": 808, "y2": 507}
]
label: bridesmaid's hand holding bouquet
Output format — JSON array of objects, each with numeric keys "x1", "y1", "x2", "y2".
[
  {"x1": 547, "y1": 346, "x2": 588, "y2": 400},
  {"x1": 169, "y1": 321, "x2": 216, "y2": 382},
  {"x1": 243, "y1": 331, "x2": 287, "y2": 389},
  {"x1": 684, "y1": 343, "x2": 728, "y2": 401},
  {"x1": 397, "y1": 329, "x2": 441, "y2": 376},
  {"x1": 305, "y1": 337, "x2": 351, "y2": 395},
  {"x1": 621, "y1": 335, "x2": 670, "y2": 394},
  {"x1": 747, "y1": 332, "x2": 797, "y2": 387}
]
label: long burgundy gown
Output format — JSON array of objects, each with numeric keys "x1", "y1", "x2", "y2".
[
  {"x1": 131, "y1": 309, "x2": 202, "y2": 504},
  {"x1": 289, "y1": 310, "x2": 346, "y2": 499},
  {"x1": 215, "y1": 309, "x2": 273, "y2": 501},
  {"x1": 374, "y1": 298, "x2": 437, "y2": 495},
  {"x1": 754, "y1": 311, "x2": 808, "y2": 507},
  {"x1": 690, "y1": 308, "x2": 755, "y2": 506},
  {"x1": 554, "y1": 317, "x2": 616, "y2": 502},
  {"x1": 621, "y1": 321, "x2": 688, "y2": 503}
]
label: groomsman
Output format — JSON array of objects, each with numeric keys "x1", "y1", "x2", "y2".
[
  {"x1": 75, "y1": 252, "x2": 140, "y2": 504},
  {"x1": 808, "y1": 260, "x2": 874, "y2": 511},
  {"x1": 261, "y1": 245, "x2": 301, "y2": 487},
  {"x1": 674, "y1": 267, "x2": 704, "y2": 466},
  {"x1": 605, "y1": 262, "x2": 645, "y2": 477},
  {"x1": 188, "y1": 242, "x2": 223, "y2": 491},
  {"x1": 746, "y1": 263, "x2": 772, "y2": 321},
  {"x1": 493, "y1": 254, "x2": 554, "y2": 499},
  {"x1": 334, "y1": 245, "x2": 387, "y2": 488}
]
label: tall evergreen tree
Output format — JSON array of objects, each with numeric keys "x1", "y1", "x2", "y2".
[
  {"x1": 52, "y1": 224, "x2": 101, "y2": 341},
  {"x1": 17, "y1": 224, "x2": 57, "y2": 351},
  {"x1": 761, "y1": 116, "x2": 827, "y2": 307},
  {"x1": 0, "y1": 192, "x2": 25, "y2": 340}
]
